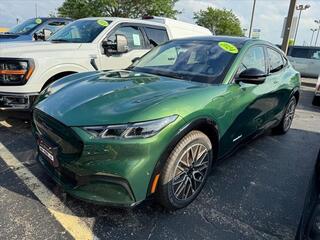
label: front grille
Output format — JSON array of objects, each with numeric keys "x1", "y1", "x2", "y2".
[{"x1": 33, "y1": 109, "x2": 83, "y2": 161}]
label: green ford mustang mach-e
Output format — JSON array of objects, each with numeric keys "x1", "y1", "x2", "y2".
[{"x1": 32, "y1": 36, "x2": 300, "y2": 210}]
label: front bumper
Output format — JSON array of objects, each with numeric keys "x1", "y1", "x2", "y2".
[
  {"x1": 32, "y1": 109, "x2": 186, "y2": 206},
  {"x1": 0, "y1": 92, "x2": 38, "y2": 110},
  {"x1": 37, "y1": 154, "x2": 138, "y2": 207}
]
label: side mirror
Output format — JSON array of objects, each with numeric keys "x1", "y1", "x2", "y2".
[
  {"x1": 235, "y1": 68, "x2": 267, "y2": 84},
  {"x1": 33, "y1": 29, "x2": 53, "y2": 41},
  {"x1": 116, "y1": 34, "x2": 128, "y2": 53},
  {"x1": 102, "y1": 34, "x2": 128, "y2": 55},
  {"x1": 43, "y1": 29, "x2": 53, "y2": 41}
]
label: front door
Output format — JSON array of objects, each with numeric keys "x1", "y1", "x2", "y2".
[
  {"x1": 98, "y1": 25, "x2": 150, "y2": 70},
  {"x1": 219, "y1": 45, "x2": 275, "y2": 154}
]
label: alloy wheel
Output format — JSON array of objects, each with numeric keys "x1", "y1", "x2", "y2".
[
  {"x1": 172, "y1": 143, "x2": 209, "y2": 200},
  {"x1": 283, "y1": 99, "x2": 296, "y2": 131}
]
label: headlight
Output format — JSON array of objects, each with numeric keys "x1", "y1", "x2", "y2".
[
  {"x1": 0, "y1": 58, "x2": 35, "y2": 86},
  {"x1": 83, "y1": 115, "x2": 178, "y2": 139}
]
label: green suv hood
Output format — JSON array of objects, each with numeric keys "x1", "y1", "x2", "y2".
[{"x1": 35, "y1": 70, "x2": 211, "y2": 126}]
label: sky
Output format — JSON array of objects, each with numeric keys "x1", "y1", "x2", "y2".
[{"x1": 0, "y1": 0, "x2": 320, "y2": 45}]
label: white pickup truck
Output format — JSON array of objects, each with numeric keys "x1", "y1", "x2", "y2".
[{"x1": 0, "y1": 17, "x2": 211, "y2": 110}]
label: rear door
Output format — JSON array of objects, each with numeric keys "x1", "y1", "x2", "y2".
[{"x1": 265, "y1": 47, "x2": 290, "y2": 125}]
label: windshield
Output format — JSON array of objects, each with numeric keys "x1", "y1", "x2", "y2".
[
  {"x1": 49, "y1": 19, "x2": 111, "y2": 43},
  {"x1": 132, "y1": 40, "x2": 239, "y2": 84},
  {"x1": 9, "y1": 18, "x2": 43, "y2": 34}
]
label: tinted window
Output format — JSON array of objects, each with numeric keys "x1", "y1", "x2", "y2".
[
  {"x1": 238, "y1": 46, "x2": 266, "y2": 74},
  {"x1": 108, "y1": 26, "x2": 144, "y2": 50},
  {"x1": 50, "y1": 19, "x2": 111, "y2": 43},
  {"x1": 133, "y1": 40, "x2": 239, "y2": 84},
  {"x1": 43, "y1": 21, "x2": 69, "y2": 34},
  {"x1": 144, "y1": 27, "x2": 169, "y2": 47},
  {"x1": 288, "y1": 47, "x2": 320, "y2": 60},
  {"x1": 267, "y1": 48, "x2": 284, "y2": 73},
  {"x1": 9, "y1": 18, "x2": 43, "y2": 34}
]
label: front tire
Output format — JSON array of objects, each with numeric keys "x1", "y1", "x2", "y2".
[
  {"x1": 156, "y1": 130, "x2": 213, "y2": 210},
  {"x1": 273, "y1": 96, "x2": 297, "y2": 134}
]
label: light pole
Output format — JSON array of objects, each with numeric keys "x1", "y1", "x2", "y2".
[
  {"x1": 310, "y1": 28, "x2": 317, "y2": 46},
  {"x1": 315, "y1": 20, "x2": 320, "y2": 46},
  {"x1": 294, "y1": 4, "x2": 310, "y2": 45},
  {"x1": 248, "y1": 0, "x2": 257, "y2": 38}
]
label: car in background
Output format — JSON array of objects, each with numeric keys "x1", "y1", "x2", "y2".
[
  {"x1": 313, "y1": 76, "x2": 320, "y2": 106},
  {"x1": 0, "y1": 17, "x2": 211, "y2": 111},
  {"x1": 32, "y1": 36, "x2": 300, "y2": 210},
  {"x1": 287, "y1": 46, "x2": 320, "y2": 78},
  {"x1": 0, "y1": 17, "x2": 72, "y2": 42},
  {"x1": 295, "y1": 150, "x2": 320, "y2": 240}
]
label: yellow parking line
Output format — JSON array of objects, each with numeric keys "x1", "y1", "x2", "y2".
[{"x1": 0, "y1": 143, "x2": 94, "y2": 240}]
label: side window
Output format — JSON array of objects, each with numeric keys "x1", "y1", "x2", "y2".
[
  {"x1": 107, "y1": 26, "x2": 144, "y2": 50},
  {"x1": 238, "y1": 46, "x2": 266, "y2": 74},
  {"x1": 311, "y1": 50, "x2": 320, "y2": 60},
  {"x1": 267, "y1": 48, "x2": 284, "y2": 73},
  {"x1": 144, "y1": 27, "x2": 169, "y2": 47}
]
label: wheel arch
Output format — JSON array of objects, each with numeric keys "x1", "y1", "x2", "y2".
[
  {"x1": 41, "y1": 71, "x2": 77, "y2": 90},
  {"x1": 291, "y1": 87, "x2": 300, "y2": 103},
  {"x1": 146, "y1": 117, "x2": 220, "y2": 197}
]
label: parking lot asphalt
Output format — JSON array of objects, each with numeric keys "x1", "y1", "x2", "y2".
[{"x1": 0, "y1": 80, "x2": 319, "y2": 240}]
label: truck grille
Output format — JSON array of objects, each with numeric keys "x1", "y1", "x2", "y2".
[{"x1": 33, "y1": 109, "x2": 83, "y2": 161}]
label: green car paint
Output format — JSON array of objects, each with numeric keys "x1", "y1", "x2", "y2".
[{"x1": 32, "y1": 37, "x2": 300, "y2": 206}]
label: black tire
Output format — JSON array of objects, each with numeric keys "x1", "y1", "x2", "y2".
[
  {"x1": 156, "y1": 130, "x2": 213, "y2": 210},
  {"x1": 313, "y1": 95, "x2": 320, "y2": 106},
  {"x1": 273, "y1": 96, "x2": 297, "y2": 134}
]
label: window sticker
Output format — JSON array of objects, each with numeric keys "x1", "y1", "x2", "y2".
[
  {"x1": 35, "y1": 18, "x2": 42, "y2": 24},
  {"x1": 218, "y1": 42, "x2": 239, "y2": 54},
  {"x1": 97, "y1": 19, "x2": 109, "y2": 27},
  {"x1": 133, "y1": 34, "x2": 141, "y2": 46}
]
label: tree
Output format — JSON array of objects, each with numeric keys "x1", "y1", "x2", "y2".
[
  {"x1": 194, "y1": 7, "x2": 243, "y2": 36},
  {"x1": 58, "y1": 0, "x2": 179, "y2": 19}
]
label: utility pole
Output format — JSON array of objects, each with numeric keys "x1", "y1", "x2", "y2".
[
  {"x1": 310, "y1": 28, "x2": 317, "y2": 46},
  {"x1": 315, "y1": 20, "x2": 320, "y2": 46},
  {"x1": 248, "y1": 0, "x2": 257, "y2": 38},
  {"x1": 281, "y1": 0, "x2": 297, "y2": 54}
]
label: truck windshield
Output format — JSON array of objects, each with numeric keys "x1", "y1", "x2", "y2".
[
  {"x1": 49, "y1": 19, "x2": 111, "y2": 43},
  {"x1": 9, "y1": 18, "x2": 43, "y2": 34},
  {"x1": 132, "y1": 40, "x2": 239, "y2": 84}
]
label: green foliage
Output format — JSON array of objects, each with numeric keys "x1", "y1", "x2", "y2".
[
  {"x1": 58, "y1": 0, "x2": 179, "y2": 19},
  {"x1": 288, "y1": 39, "x2": 295, "y2": 46},
  {"x1": 194, "y1": 7, "x2": 243, "y2": 36}
]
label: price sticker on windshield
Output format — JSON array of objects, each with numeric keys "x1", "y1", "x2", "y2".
[
  {"x1": 218, "y1": 42, "x2": 239, "y2": 54},
  {"x1": 97, "y1": 19, "x2": 109, "y2": 27},
  {"x1": 35, "y1": 18, "x2": 42, "y2": 24}
]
